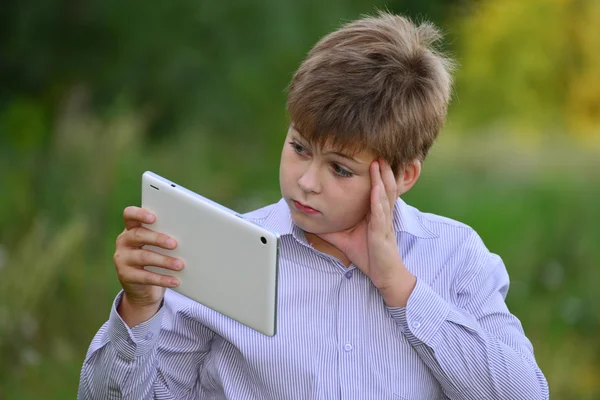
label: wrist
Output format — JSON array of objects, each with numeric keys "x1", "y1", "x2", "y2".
[
  {"x1": 379, "y1": 268, "x2": 417, "y2": 308},
  {"x1": 118, "y1": 293, "x2": 162, "y2": 328}
]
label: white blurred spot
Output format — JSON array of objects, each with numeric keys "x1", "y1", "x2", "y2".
[
  {"x1": 541, "y1": 260, "x2": 564, "y2": 291},
  {"x1": 20, "y1": 313, "x2": 38, "y2": 340},
  {"x1": 561, "y1": 296, "x2": 583, "y2": 325},
  {"x1": 20, "y1": 347, "x2": 41, "y2": 366}
]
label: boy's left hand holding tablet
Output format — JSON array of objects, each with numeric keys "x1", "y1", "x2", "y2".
[{"x1": 318, "y1": 159, "x2": 417, "y2": 307}]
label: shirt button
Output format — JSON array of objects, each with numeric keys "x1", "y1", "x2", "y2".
[
  {"x1": 144, "y1": 332, "x2": 154, "y2": 340},
  {"x1": 412, "y1": 321, "x2": 422, "y2": 329},
  {"x1": 127, "y1": 337, "x2": 135, "y2": 345},
  {"x1": 343, "y1": 343, "x2": 353, "y2": 352},
  {"x1": 345, "y1": 271, "x2": 353, "y2": 279}
]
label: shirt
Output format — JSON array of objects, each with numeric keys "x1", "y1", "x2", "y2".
[{"x1": 78, "y1": 198, "x2": 549, "y2": 400}]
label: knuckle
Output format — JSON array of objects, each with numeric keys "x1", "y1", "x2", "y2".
[
  {"x1": 115, "y1": 269, "x2": 125, "y2": 281},
  {"x1": 139, "y1": 250, "x2": 151, "y2": 265},
  {"x1": 114, "y1": 263, "x2": 125, "y2": 280},
  {"x1": 115, "y1": 230, "x2": 127, "y2": 246},
  {"x1": 143, "y1": 274, "x2": 156, "y2": 286},
  {"x1": 156, "y1": 254, "x2": 167, "y2": 267},
  {"x1": 132, "y1": 227, "x2": 144, "y2": 240},
  {"x1": 113, "y1": 249, "x2": 128, "y2": 267}
]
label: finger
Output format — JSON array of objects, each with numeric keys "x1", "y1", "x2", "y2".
[
  {"x1": 124, "y1": 226, "x2": 178, "y2": 250},
  {"x1": 370, "y1": 160, "x2": 389, "y2": 213},
  {"x1": 127, "y1": 249, "x2": 184, "y2": 271},
  {"x1": 378, "y1": 159, "x2": 398, "y2": 215},
  {"x1": 369, "y1": 162, "x2": 387, "y2": 231},
  {"x1": 121, "y1": 267, "x2": 180, "y2": 288},
  {"x1": 123, "y1": 206, "x2": 155, "y2": 230}
]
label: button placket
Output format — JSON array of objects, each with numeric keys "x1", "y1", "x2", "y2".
[{"x1": 337, "y1": 266, "x2": 363, "y2": 399}]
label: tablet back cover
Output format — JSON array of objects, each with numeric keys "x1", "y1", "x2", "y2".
[{"x1": 141, "y1": 171, "x2": 279, "y2": 336}]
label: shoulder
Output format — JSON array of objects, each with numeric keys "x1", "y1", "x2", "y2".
[
  {"x1": 423, "y1": 207, "x2": 489, "y2": 257},
  {"x1": 242, "y1": 202, "x2": 279, "y2": 222},
  {"x1": 401, "y1": 200, "x2": 479, "y2": 243},
  {"x1": 421, "y1": 210, "x2": 478, "y2": 242},
  {"x1": 239, "y1": 198, "x2": 294, "y2": 236},
  {"x1": 405, "y1": 203, "x2": 498, "y2": 287}
]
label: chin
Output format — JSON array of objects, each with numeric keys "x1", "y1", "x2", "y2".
[
  {"x1": 289, "y1": 214, "x2": 327, "y2": 234},
  {"x1": 291, "y1": 214, "x2": 352, "y2": 235},
  {"x1": 290, "y1": 215, "x2": 317, "y2": 233}
]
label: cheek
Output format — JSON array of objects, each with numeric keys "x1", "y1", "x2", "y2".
[
  {"x1": 348, "y1": 191, "x2": 371, "y2": 218},
  {"x1": 280, "y1": 151, "x2": 297, "y2": 181},
  {"x1": 329, "y1": 182, "x2": 371, "y2": 220}
]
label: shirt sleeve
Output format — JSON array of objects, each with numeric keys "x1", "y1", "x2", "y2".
[
  {"x1": 78, "y1": 290, "x2": 214, "y2": 400},
  {"x1": 388, "y1": 250, "x2": 549, "y2": 400}
]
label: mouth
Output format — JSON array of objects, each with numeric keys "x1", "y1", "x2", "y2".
[{"x1": 292, "y1": 200, "x2": 320, "y2": 215}]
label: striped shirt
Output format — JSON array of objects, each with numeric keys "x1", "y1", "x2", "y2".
[{"x1": 78, "y1": 198, "x2": 549, "y2": 399}]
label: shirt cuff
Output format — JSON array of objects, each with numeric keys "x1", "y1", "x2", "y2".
[
  {"x1": 107, "y1": 290, "x2": 165, "y2": 361},
  {"x1": 387, "y1": 278, "x2": 451, "y2": 347}
]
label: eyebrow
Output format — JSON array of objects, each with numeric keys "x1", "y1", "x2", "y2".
[
  {"x1": 292, "y1": 134, "x2": 362, "y2": 164},
  {"x1": 324, "y1": 150, "x2": 361, "y2": 164}
]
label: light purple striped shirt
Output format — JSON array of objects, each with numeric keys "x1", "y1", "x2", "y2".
[{"x1": 78, "y1": 198, "x2": 549, "y2": 399}]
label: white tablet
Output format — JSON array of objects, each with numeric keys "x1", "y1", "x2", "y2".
[{"x1": 141, "y1": 171, "x2": 280, "y2": 336}]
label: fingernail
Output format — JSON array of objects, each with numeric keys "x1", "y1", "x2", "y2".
[
  {"x1": 146, "y1": 214, "x2": 154, "y2": 223},
  {"x1": 167, "y1": 238, "x2": 176, "y2": 248},
  {"x1": 171, "y1": 259, "x2": 182, "y2": 268},
  {"x1": 170, "y1": 278, "x2": 179, "y2": 287}
]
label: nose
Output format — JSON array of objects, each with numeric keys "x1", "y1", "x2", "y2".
[{"x1": 297, "y1": 162, "x2": 322, "y2": 194}]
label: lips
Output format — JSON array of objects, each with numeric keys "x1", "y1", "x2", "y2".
[{"x1": 292, "y1": 200, "x2": 320, "y2": 214}]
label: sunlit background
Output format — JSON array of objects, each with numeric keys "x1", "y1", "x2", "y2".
[{"x1": 1, "y1": 0, "x2": 599, "y2": 398}]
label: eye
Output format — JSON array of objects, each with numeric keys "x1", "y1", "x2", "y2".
[
  {"x1": 289, "y1": 141, "x2": 310, "y2": 156},
  {"x1": 332, "y1": 163, "x2": 354, "y2": 178}
]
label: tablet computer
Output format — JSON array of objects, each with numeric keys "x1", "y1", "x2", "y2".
[{"x1": 141, "y1": 171, "x2": 280, "y2": 336}]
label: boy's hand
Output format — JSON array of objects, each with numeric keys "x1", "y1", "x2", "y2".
[
  {"x1": 318, "y1": 160, "x2": 416, "y2": 306},
  {"x1": 113, "y1": 206, "x2": 184, "y2": 325}
]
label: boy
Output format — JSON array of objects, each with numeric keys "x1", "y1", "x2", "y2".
[{"x1": 79, "y1": 12, "x2": 549, "y2": 399}]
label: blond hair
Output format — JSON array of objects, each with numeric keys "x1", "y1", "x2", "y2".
[{"x1": 286, "y1": 11, "x2": 455, "y2": 174}]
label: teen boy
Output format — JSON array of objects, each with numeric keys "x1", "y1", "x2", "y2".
[{"x1": 79, "y1": 12, "x2": 549, "y2": 400}]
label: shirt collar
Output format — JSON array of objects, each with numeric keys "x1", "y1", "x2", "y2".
[
  {"x1": 262, "y1": 198, "x2": 296, "y2": 236},
  {"x1": 393, "y1": 197, "x2": 439, "y2": 239},
  {"x1": 263, "y1": 197, "x2": 438, "y2": 239}
]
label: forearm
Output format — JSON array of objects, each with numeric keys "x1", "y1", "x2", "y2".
[
  {"x1": 79, "y1": 290, "x2": 210, "y2": 400},
  {"x1": 78, "y1": 331, "x2": 160, "y2": 400},
  {"x1": 78, "y1": 315, "x2": 169, "y2": 400},
  {"x1": 388, "y1": 280, "x2": 548, "y2": 400},
  {"x1": 392, "y1": 306, "x2": 548, "y2": 399}
]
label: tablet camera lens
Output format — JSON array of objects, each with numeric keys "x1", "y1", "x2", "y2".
[
  {"x1": 261, "y1": 237, "x2": 267, "y2": 244},
  {"x1": 171, "y1": 184, "x2": 176, "y2": 187}
]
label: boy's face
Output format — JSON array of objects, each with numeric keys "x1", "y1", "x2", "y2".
[{"x1": 279, "y1": 125, "x2": 378, "y2": 234}]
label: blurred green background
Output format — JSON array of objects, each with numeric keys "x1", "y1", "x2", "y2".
[{"x1": 1, "y1": 0, "x2": 599, "y2": 398}]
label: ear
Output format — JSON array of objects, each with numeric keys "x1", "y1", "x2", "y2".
[{"x1": 395, "y1": 159, "x2": 421, "y2": 197}]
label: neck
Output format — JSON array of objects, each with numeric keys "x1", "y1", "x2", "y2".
[{"x1": 303, "y1": 231, "x2": 352, "y2": 267}]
